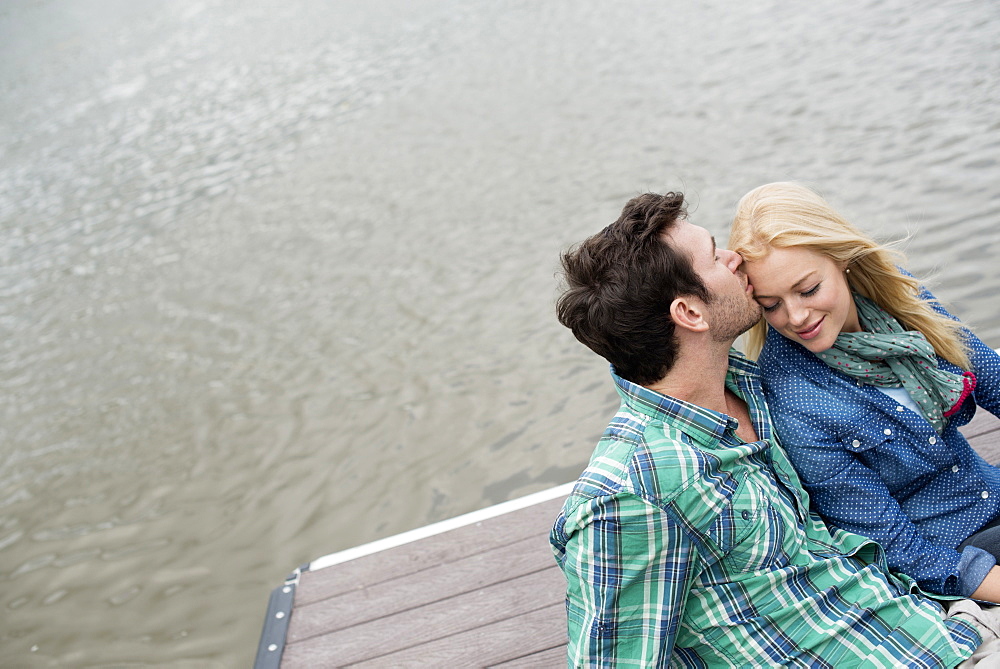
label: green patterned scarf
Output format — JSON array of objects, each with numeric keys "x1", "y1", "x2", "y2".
[{"x1": 815, "y1": 294, "x2": 974, "y2": 433}]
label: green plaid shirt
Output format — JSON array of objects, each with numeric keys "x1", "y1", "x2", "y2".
[{"x1": 550, "y1": 350, "x2": 980, "y2": 667}]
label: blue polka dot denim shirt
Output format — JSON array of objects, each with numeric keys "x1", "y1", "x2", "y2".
[{"x1": 758, "y1": 289, "x2": 1000, "y2": 597}]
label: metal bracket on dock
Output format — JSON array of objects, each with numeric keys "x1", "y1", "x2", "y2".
[{"x1": 252, "y1": 569, "x2": 300, "y2": 669}]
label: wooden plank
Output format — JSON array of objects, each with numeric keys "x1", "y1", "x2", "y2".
[
  {"x1": 961, "y1": 408, "x2": 1000, "y2": 441},
  {"x1": 965, "y1": 411, "x2": 1000, "y2": 468},
  {"x1": 972, "y1": 430, "x2": 1000, "y2": 465},
  {"x1": 287, "y1": 533, "x2": 555, "y2": 642},
  {"x1": 293, "y1": 494, "x2": 566, "y2": 607},
  {"x1": 348, "y1": 603, "x2": 567, "y2": 668},
  {"x1": 280, "y1": 568, "x2": 566, "y2": 667},
  {"x1": 490, "y1": 644, "x2": 568, "y2": 668}
]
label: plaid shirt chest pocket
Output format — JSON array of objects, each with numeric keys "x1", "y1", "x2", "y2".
[{"x1": 708, "y1": 476, "x2": 791, "y2": 574}]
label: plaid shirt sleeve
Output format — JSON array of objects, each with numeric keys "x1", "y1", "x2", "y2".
[{"x1": 558, "y1": 491, "x2": 696, "y2": 668}]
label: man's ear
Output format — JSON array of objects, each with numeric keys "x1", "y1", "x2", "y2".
[{"x1": 669, "y1": 295, "x2": 709, "y2": 333}]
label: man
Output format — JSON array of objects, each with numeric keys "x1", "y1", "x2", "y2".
[{"x1": 550, "y1": 191, "x2": 985, "y2": 667}]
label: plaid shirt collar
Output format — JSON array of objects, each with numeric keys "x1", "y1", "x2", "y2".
[{"x1": 611, "y1": 349, "x2": 769, "y2": 450}]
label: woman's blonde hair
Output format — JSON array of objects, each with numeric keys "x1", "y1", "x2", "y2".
[{"x1": 728, "y1": 182, "x2": 970, "y2": 369}]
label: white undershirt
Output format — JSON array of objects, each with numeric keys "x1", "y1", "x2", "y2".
[{"x1": 875, "y1": 385, "x2": 922, "y2": 415}]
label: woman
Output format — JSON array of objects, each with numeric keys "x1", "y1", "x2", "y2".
[{"x1": 729, "y1": 181, "x2": 1000, "y2": 603}]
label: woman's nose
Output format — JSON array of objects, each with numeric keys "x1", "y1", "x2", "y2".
[{"x1": 787, "y1": 301, "x2": 809, "y2": 327}]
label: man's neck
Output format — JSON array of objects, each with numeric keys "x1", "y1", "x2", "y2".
[{"x1": 643, "y1": 338, "x2": 734, "y2": 416}]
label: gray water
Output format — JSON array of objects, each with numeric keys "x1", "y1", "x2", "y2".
[{"x1": 2, "y1": 0, "x2": 999, "y2": 666}]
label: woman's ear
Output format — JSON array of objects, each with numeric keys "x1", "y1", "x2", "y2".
[{"x1": 669, "y1": 295, "x2": 709, "y2": 333}]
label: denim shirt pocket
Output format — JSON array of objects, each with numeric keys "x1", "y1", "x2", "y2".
[
  {"x1": 841, "y1": 421, "x2": 891, "y2": 455},
  {"x1": 841, "y1": 420, "x2": 952, "y2": 494}
]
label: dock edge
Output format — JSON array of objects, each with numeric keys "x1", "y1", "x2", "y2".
[
  {"x1": 251, "y1": 481, "x2": 574, "y2": 667},
  {"x1": 253, "y1": 570, "x2": 300, "y2": 669}
]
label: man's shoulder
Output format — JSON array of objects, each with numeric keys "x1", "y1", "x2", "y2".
[{"x1": 566, "y1": 410, "x2": 708, "y2": 506}]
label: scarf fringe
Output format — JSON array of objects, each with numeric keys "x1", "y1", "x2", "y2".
[{"x1": 944, "y1": 371, "x2": 977, "y2": 417}]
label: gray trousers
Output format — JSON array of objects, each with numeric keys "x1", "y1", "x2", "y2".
[{"x1": 949, "y1": 599, "x2": 1000, "y2": 668}]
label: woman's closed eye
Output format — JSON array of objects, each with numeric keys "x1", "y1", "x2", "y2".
[
  {"x1": 757, "y1": 299, "x2": 779, "y2": 313},
  {"x1": 756, "y1": 284, "x2": 821, "y2": 312}
]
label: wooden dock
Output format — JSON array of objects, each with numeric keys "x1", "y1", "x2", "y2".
[{"x1": 254, "y1": 409, "x2": 1000, "y2": 668}]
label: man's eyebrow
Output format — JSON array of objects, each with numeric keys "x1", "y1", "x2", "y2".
[{"x1": 711, "y1": 236, "x2": 717, "y2": 255}]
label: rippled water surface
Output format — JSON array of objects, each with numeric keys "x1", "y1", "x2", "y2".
[{"x1": 2, "y1": 0, "x2": 999, "y2": 665}]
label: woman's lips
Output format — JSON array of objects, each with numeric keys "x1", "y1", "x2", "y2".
[{"x1": 797, "y1": 317, "x2": 824, "y2": 340}]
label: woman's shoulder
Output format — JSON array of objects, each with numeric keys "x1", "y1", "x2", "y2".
[
  {"x1": 758, "y1": 328, "x2": 823, "y2": 375},
  {"x1": 758, "y1": 330, "x2": 851, "y2": 405}
]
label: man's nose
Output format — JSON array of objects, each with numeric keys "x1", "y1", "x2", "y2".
[{"x1": 723, "y1": 249, "x2": 743, "y2": 273}]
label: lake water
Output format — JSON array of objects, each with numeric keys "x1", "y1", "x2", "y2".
[{"x1": 2, "y1": 0, "x2": 999, "y2": 665}]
